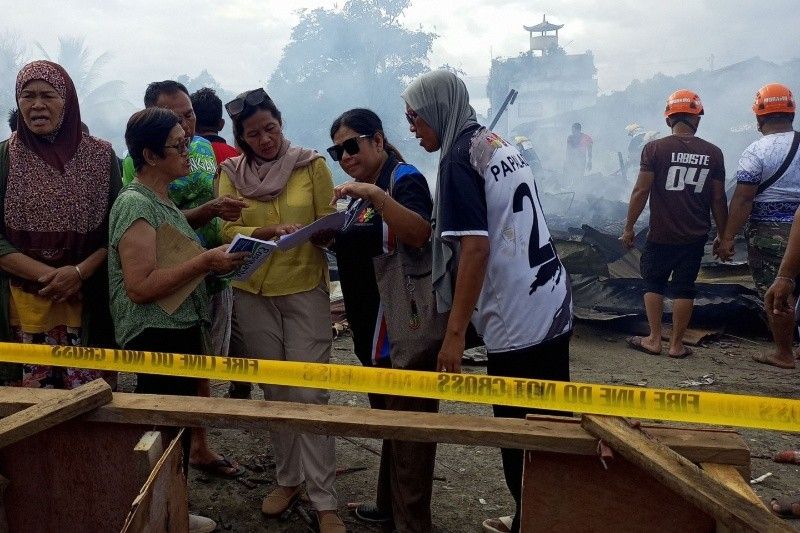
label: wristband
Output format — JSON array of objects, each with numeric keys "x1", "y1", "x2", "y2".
[
  {"x1": 775, "y1": 276, "x2": 795, "y2": 286},
  {"x1": 74, "y1": 265, "x2": 84, "y2": 280}
]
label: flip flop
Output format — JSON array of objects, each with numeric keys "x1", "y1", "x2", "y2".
[
  {"x1": 752, "y1": 354, "x2": 796, "y2": 369},
  {"x1": 770, "y1": 495, "x2": 800, "y2": 518},
  {"x1": 191, "y1": 454, "x2": 245, "y2": 478},
  {"x1": 482, "y1": 515, "x2": 513, "y2": 533},
  {"x1": 668, "y1": 347, "x2": 693, "y2": 359},
  {"x1": 775, "y1": 450, "x2": 800, "y2": 465},
  {"x1": 626, "y1": 336, "x2": 660, "y2": 356}
]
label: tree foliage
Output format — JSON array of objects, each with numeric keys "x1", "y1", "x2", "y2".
[
  {"x1": 268, "y1": 0, "x2": 436, "y2": 179},
  {"x1": 33, "y1": 36, "x2": 135, "y2": 152}
]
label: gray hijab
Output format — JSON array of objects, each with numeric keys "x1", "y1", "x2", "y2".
[{"x1": 402, "y1": 70, "x2": 479, "y2": 312}]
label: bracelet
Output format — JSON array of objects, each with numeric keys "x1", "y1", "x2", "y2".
[
  {"x1": 374, "y1": 191, "x2": 389, "y2": 214},
  {"x1": 74, "y1": 265, "x2": 84, "y2": 280},
  {"x1": 775, "y1": 275, "x2": 795, "y2": 286}
]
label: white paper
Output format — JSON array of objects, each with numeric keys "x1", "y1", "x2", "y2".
[
  {"x1": 226, "y1": 234, "x2": 277, "y2": 281},
  {"x1": 276, "y1": 211, "x2": 347, "y2": 250}
]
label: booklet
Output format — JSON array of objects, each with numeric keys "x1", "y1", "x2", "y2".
[
  {"x1": 276, "y1": 211, "x2": 348, "y2": 251},
  {"x1": 226, "y1": 234, "x2": 278, "y2": 281}
]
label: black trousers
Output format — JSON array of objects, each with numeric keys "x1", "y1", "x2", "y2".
[
  {"x1": 126, "y1": 325, "x2": 203, "y2": 474},
  {"x1": 487, "y1": 333, "x2": 571, "y2": 533},
  {"x1": 367, "y1": 391, "x2": 438, "y2": 533}
]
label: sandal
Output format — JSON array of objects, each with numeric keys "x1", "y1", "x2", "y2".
[
  {"x1": 190, "y1": 454, "x2": 245, "y2": 479},
  {"x1": 770, "y1": 495, "x2": 800, "y2": 518},
  {"x1": 752, "y1": 353, "x2": 796, "y2": 369},
  {"x1": 668, "y1": 347, "x2": 693, "y2": 359},
  {"x1": 626, "y1": 336, "x2": 660, "y2": 355},
  {"x1": 482, "y1": 515, "x2": 513, "y2": 533}
]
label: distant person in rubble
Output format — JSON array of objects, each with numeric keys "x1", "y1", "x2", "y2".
[
  {"x1": 718, "y1": 83, "x2": 799, "y2": 369},
  {"x1": 563, "y1": 122, "x2": 592, "y2": 187},
  {"x1": 513, "y1": 135, "x2": 542, "y2": 172},
  {"x1": 621, "y1": 90, "x2": 727, "y2": 359},
  {"x1": 625, "y1": 123, "x2": 658, "y2": 176},
  {"x1": 403, "y1": 70, "x2": 573, "y2": 533}
]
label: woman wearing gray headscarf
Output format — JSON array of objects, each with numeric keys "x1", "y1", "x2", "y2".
[{"x1": 402, "y1": 70, "x2": 573, "y2": 533}]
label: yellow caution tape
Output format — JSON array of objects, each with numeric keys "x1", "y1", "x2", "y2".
[{"x1": 0, "y1": 341, "x2": 797, "y2": 432}]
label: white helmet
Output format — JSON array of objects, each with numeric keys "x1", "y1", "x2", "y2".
[{"x1": 625, "y1": 123, "x2": 643, "y2": 136}]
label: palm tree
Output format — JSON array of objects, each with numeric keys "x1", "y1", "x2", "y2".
[
  {"x1": 35, "y1": 36, "x2": 134, "y2": 152},
  {"x1": 0, "y1": 32, "x2": 25, "y2": 135}
]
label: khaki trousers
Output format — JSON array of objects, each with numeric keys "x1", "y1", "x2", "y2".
[{"x1": 230, "y1": 286, "x2": 337, "y2": 510}]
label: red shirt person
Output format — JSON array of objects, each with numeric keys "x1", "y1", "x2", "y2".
[{"x1": 190, "y1": 87, "x2": 240, "y2": 163}]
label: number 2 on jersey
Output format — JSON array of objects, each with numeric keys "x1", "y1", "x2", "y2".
[{"x1": 513, "y1": 182, "x2": 561, "y2": 294}]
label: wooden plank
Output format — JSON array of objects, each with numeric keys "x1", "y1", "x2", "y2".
[
  {"x1": 134, "y1": 431, "x2": 164, "y2": 483},
  {"x1": 0, "y1": 379, "x2": 111, "y2": 449},
  {"x1": 520, "y1": 450, "x2": 715, "y2": 532},
  {"x1": 581, "y1": 415, "x2": 791, "y2": 533},
  {"x1": 122, "y1": 430, "x2": 188, "y2": 533},
  {"x1": 0, "y1": 475, "x2": 9, "y2": 533},
  {"x1": 0, "y1": 388, "x2": 750, "y2": 470},
  {"x1": 525, "y1": 414, "x2": 751, "y2": 477},
  {"x1": 702, "y1": 462, "x2": 769, "y2": 533},
  {"x1": 0, "y1": 421, "x2": 152, "y2": 532}
]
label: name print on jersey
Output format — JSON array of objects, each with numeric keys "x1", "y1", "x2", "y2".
[
  {"x1": 489, "y1": 153, "x2": 530, "y2": 181},
  {"x1": 665, "y1": 152, "x2": 712, "y2": 193}
]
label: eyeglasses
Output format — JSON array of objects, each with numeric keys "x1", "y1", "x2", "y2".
[
  {"x1": 326, "y1": 135, "x2": 371, "y2": 162},
  {"x1": 164, "y1": 138, "x2": 191, "y2": 155},
  {"x1": 225, "y1": 88, "x2": 271, "y2": 118},
  {"x1": 405, "y1": 110, "x2": 419, "y2": 126}
]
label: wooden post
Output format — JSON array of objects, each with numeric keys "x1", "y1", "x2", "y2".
[
  {"x1": 122, "y1": 430, "x2": 188, "y2": 532},
  {"x1": 581, "y1": 415, "x2": 791, "y2": 533},
  {"x1": 133, "y1": 431, "x2": 164, "y2": 484},
  {"x1": 0, "y1": 379, "x2": 111, "y2": 449}
]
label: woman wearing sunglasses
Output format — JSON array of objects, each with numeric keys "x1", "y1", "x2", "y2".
[
  {"x1": 328, "y1": 108, "x2": 437, "y2": 532},
  {"x1": 217, "y1": 89, "x2": 345, "y2": 533}
]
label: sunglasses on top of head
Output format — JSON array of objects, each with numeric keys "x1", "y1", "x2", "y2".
[
  {"x1": 326, "y1": 134, "x2": 371, "y2": 162},
  {"x1": 225, "y1": 88, "x2": 271, "y2": 118}
]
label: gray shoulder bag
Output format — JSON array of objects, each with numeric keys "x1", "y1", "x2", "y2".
[{"x1": 372, "y1": 165, "x2": 449, "y2": 370}]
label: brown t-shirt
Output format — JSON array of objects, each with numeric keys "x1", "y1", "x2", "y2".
[{"x1": 641, "y1": 135, "x2": 725, "y2": 244}]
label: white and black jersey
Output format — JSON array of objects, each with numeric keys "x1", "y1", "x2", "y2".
[{"x1": 438, "y1": 126, "x2": 572, "y2": 352}]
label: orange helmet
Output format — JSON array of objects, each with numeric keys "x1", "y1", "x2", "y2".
[
  {"x1": 752, "y1": 83, "x2": 795, "y2": 116},
  {"x1": 664, "y1": 90, "x2": 704, "y2": 117}
]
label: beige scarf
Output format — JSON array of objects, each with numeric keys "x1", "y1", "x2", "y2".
[{"x1": 220, "y1": 140, "x2": 321, "y2": 201}]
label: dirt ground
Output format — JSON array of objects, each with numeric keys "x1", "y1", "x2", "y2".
[{"x1": 118, "y1": 322, "x2": 800, "y2": 532}]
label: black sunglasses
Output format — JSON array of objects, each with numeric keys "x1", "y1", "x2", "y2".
[
  {"x1": 225, "y1": 88, "x2": 271, "y2": 118},
  {"x1": 326, "y1": 135, "x2": 371, "y2": 162}
]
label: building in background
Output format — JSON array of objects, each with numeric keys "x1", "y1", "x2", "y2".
[{"x1": 487, "y1": 15, "x2": 598, "y2": 136}]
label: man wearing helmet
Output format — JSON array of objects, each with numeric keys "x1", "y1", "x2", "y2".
[
  {"x1": 718, "y1": 83, "x2": 799, "y2": 369},
  {"x1": 621, "y1": 90, "x2": 727, "y2": 358}
]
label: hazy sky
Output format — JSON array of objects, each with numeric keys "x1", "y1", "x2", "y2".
[{"x1": 2, "y1": 0, "x2": 799, "y2": 101}]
